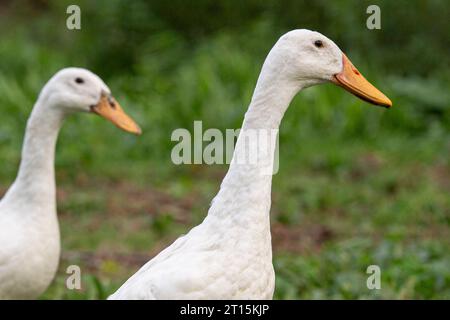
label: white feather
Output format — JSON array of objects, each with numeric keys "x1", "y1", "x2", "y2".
[
  {"x1": 0, "y1": 68, "x2": 111, "y2": 299},
  {"x1": 110, "y1": 30, "x2": 344, "y2": 300}
]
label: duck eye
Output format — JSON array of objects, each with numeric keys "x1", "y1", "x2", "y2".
[
  {"x1": 75, "y1": 77, "x2": 84, "y2": 84},
  {"x1": 314, "y1": 40, "x2": 323, "y2": 48}
]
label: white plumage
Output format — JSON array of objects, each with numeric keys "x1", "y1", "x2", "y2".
[
  {"x1": 110, "y1": 30, "x2": 391, "y2": 300},
  {"x1": 0, "y1": 68, "x2": 140, "y2": 299}
]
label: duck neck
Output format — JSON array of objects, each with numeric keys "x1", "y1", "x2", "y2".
[
  {"x1": 207, "y1": 66, "x2": 301, "y2": 229},
  {"x1": 5, "y1": 100, "x2": 65, "y2": 213}
]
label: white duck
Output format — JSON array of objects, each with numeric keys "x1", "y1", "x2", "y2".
[
  {"x1": 0, "y1": 68, "x2": 141, "y2": 299},
  {"x1": 110, "y1": 29, "x2": 392, "y2": 300}
]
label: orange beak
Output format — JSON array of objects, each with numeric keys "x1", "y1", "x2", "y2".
[
  {"x1": 332, "y1": 54, "x2": 392, "y2": 108},
  {"x1": 90, "y1": 93, "x2": 142, "y2": 135}
]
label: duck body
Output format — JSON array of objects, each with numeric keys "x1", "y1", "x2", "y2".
[
  {"x1": 111, "y1": 85, "x2": 284, "y2": 299},
  {"x1": 111, "y1": 195, "x2": 275, "y2": 299},
  {"x1": 0, "y1": 193, "x2": 60, "y2": 299},
  {"x1": 0, "y1": 68, "x2": 141, "y2": 299},
  {"x1": 111, "y1": 29, "x2": 391, "y2": 300},
  {"x1": 0, "y1": 107, "x2": 62, "y2": 299},
  {"x1": 111, "y1": 47, "x2": 290, "y2": 299}
]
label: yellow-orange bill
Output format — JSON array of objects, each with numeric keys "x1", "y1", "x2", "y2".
[
  {"x1": 91, "y1": 94, "x2": 142, "y2": 135},
  {"x1": 332, "y1": 54, "x2": 392, "y2": 108}
]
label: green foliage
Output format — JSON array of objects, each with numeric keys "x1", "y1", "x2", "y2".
[{"x1": 275, "y1": 240, "x2": 450, "y2": 299}]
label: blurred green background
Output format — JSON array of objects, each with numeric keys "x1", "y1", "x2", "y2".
[{"x1": 0, "y1": 0, "x2": 449, "y2": 299}]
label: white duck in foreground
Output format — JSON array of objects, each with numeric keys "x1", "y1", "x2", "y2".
[
  {"x1": 110, "y1": 29, "x2": 392, "y2": 300},
  {"x1": 0, "y1": 68, "x2": 141, "y2": 299}
]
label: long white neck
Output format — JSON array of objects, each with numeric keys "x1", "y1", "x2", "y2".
[
  {"x1": 207, "y1": 58, "x2": 301, "y2": 229},
  {"x1": 2, "y1": 99, "x2": 64, "y2": 216}
]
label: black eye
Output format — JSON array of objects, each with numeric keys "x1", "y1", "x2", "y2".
[
  {"x1": 314, "y1": 40, "x2": 323, "y2": 48},
  {"x1": 75, "y1": 77, "x2": 84, "y2": 84}
]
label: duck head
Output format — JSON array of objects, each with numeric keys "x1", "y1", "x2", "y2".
[
  {"x1": 38, "y1": 67, "x2": 142, "y2": 134},
  {"x1": 264, "y1": 29, "x2": 392, "y2": 108}
]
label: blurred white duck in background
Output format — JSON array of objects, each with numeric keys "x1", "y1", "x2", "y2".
[
  {"x1": 110, "y1": 29, "x2": 391, "y2": 300},
  {"x1": 0, "y1": 68, "x2": 141, "y2": 299}
]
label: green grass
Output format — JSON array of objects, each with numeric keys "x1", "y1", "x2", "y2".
[
  {"x1": 0, "y1": 1, "x2": 449, "y2": 299},
  {"x1": 37, "y1": 132, "x2": 449, "y2": 300}
]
